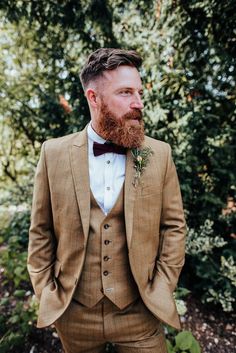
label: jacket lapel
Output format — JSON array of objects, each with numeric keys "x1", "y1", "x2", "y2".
[
  {"x1": 124, "y1": 149, "x2": 137, "y2": 249},
  {"x1": 69, "y1": 127, "x2": 139, "y2": 249},
  {"x1": 70, "y1": 127, "x2": 90, "y2": 244}
]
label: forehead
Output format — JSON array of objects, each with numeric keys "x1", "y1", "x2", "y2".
[{"x1": 101, "y1": 65, "x2": 142, "y2": 89}]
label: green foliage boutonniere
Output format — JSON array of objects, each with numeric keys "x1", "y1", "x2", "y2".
[{"x1": 131, "y1": 147, "x2": 154, "y2": 187}]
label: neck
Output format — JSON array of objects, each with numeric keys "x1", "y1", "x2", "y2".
[{"x1": 91, "y1": 122, "x2": 105, "y2": 139}]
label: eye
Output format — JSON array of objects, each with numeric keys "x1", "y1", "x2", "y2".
[
  {"x1": 120, "y1": 90, "x2": 131, "y2": 96},
  {"x1": 139, "y1": 91, "x2": 144, "y2": 97}
]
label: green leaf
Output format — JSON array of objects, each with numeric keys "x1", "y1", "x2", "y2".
[
  {"x1": 14, "y1": 266, "x2": 23, "y2": 277},
  {"x1": 8, "y1": 315, "x2": 20, "y2": 324},
  {"x1": 190, "y1": 336, "x2": 201, "y2": 353},
  {"x1": 166, "y1": 339, "x2": 175, "y2": 353},
  {"x1": 0, "y1": 298, "x2": 10, "y2": 305},
  {"x1": 175, "y1": 331, "x2": 193, "y2": 350},
  {"x1": 13, "y1": 289, "x2": 26, "y2": 298},
  {"x1": 175, "y1": 287, "x2": 191, "y2": 299}
]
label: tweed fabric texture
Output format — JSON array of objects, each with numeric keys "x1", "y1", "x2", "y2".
[
  {"x1": 28, "y1": 127, "x2": 186, "y2": 329},
  {"x1": 73, "y1": 187, "x2": 139, "y2": 308},
  {"x1": 55, "y1": 296, "x2": 167, "y2": 353}
]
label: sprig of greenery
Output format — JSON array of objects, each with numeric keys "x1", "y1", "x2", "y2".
[{"x1": 131, "y1": 147, "x2": 153, "y2": 187}]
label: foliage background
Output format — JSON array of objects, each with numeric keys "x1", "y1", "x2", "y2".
[{"x1": 0, "y1": 0, "x2": 235, "y2": 352}]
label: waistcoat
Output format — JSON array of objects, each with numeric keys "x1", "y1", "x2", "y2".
[{"x1": 73, "y1": 185, "x2": 139, "y2": 309}]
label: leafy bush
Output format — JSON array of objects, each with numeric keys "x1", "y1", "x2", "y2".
[
  {"x1": 0, "y1": 293, "x2": 38, "y2": 353},
  {"x1": 0, "y1": 207, "x2": 30, "y2": 246},
  {"x1": 0, "y1": 208, "x2": 30, "y2": 288},
  {"x1": 167, "y1": 331, "x2": 201, "y2": 353},
  {"x1": 203, "y1": 255, "x2": 236, "y2": 312},
  {"x1": 185, "y1": 218, "x2": 236, "y2": 312},
  {"x1": 0, "y1": 235, "x2": 29, "y2": 287},
  {"x1": 0, "y1": 208, "x2": 37, "y2": 352}
]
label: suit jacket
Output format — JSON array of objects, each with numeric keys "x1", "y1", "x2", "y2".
[{"x1": 27, "y1": 126, "x2": 186, "y2": 329}]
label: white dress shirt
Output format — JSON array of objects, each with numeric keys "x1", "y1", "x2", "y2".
[{"x1": 87, "y1": 122, "x2": 126, "y2": 215}]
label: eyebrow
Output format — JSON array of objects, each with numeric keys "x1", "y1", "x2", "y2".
[{"x1": 116, "y1": 87, "x2": 143, "y2": 92}]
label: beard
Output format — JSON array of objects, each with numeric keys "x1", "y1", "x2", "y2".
[{"x1": 96, "y1": 101, "x2": 145, "y2": 148}]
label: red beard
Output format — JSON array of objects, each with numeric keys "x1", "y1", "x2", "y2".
[{"x1": 96, "y1": 102, "x2": 145, "y2": 148}]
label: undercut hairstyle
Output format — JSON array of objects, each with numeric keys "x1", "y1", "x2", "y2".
[{"x1": 80, "y1": 48, "x2": 142, "y2": 90}]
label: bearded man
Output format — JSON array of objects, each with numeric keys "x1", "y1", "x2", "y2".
[{"x1": 27, "y1": 48, "x2": 186, "y2": 353}]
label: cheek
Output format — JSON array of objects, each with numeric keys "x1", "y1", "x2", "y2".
[
  {"x1": 108, "y1": 95, "x2": 129, "y2": 107},
  {"x1": 112, "y1": 98, "x2": 130, "y2": 112}
]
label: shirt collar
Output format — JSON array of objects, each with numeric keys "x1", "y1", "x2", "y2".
[{"x1": 87, "y1": 122, "x2": 106, "y2": 144}]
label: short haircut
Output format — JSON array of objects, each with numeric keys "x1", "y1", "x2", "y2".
[{"x1": 80, "y1": 48, "x2": 142, "y2": 90}]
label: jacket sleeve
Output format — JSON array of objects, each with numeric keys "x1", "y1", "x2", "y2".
[
  {"x1": 156, "y1": 144, "x2": 186, "y2": 292},
  {"x1": 27, "y1": 142, "x2": 57, "y2": 300}
]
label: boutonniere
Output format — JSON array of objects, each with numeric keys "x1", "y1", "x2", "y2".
[{"x1": 131, "y1": 147, "x2": 154, "y2": 187}]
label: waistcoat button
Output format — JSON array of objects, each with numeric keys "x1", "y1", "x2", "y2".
[
  {"x1": 104, "y1": 256, "x2": 109, "y2": 261},
  {"x1": 103, "y1": 271, "x2": 109, "y2": 276},
  {"x1": 104, "y1": 240, "x2": 110, "y2": 245},
  {"x1": 104, "y1": 224, "x2": 110, "y2": 229}
]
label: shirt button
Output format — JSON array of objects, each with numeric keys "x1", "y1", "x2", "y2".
[
  {"x1": 106, "y1": 187, "x2": 110, "y2": 191},
  {"x1": 104, "y1": 240, "x2": 110, "y2": 245},
  {"x1": 107, "y1": 160, "x2": 110, "y2": 164},
  {"x1": 103, "y1": 271, "x2": 109, "y2": 276},
  {"x1": 104, "y1": 256, "x2": 109, "y2": 261}
]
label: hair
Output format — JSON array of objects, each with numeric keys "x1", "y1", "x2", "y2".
[{"x1": 80, "y1": 48, "x2": 142, "y2": 90}]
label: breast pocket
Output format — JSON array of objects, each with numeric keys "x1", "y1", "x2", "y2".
[{"x1": 137, "y1": 184, "x2": 162, "y2": 198}]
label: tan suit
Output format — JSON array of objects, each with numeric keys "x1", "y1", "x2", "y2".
[
  {"x1": 27, "y1": 126, "x2": 186, "y2": 348},
  {"x1": 73, "y1": 187, "x2": 140, "y2": 308}
]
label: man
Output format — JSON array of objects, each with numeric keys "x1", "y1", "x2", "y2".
[{"x1": 28, "y1": 48, "x2": 186, "y2": 353}]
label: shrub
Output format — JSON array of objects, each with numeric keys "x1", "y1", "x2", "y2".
[
  {"x1": 0, "y1": 208, "x2": 37, "y2": 352},
  {"x1": 0, "y1": 207, "x2": 30, "y2": 246},
  {"x1": 185, "y1": 218, "x2": 236, "y2": 312},
  {"x1": 167, "y1": 331, "x2": 201, "y2": 353},
  {"x1": 0, "y1": 293, "x2": 38, "y2": 353}
]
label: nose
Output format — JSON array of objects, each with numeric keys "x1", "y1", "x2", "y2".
[{"x1": 130, "y1": 93, "x2": 144, "y2": 110}]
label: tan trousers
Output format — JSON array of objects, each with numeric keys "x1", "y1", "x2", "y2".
[{"x1": 54, "y1": 296, "x2": 168, "y2": 353}]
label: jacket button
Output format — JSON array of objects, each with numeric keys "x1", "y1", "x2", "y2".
[
  {"x1": 103, "y1": 271, "x2": 109, "y2": 276},
  {"x1": 103, "y1": 256, "x2": 109, "y2": 261},
  {"x1": 104, "y1": 224, "x2": 110, "y2": 229}
]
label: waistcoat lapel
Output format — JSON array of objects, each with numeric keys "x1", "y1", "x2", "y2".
[
  {"x1": 124, "y1": 149, "x2": 136, "y2": 249},
  {"x1": 69, "y1": 127, "x2": 90, "y2": 244}
]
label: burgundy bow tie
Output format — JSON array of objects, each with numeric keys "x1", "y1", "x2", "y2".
[{"x1": 93, "y1": 142, "x2": 126, "y2": 156}]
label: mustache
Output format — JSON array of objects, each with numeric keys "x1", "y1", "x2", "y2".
[{"x1": 123, "y1": 109, "x2": 143, "y2": 121}]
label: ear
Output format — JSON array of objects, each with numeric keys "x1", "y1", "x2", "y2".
[{"x1": 86, "y1": 88, "x2": 99, "y2": 108}]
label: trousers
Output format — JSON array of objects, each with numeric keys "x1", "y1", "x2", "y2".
[{"x1": 54, "y1": 296, "x2": 168, "y2": 353}]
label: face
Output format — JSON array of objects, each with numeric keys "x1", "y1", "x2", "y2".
[{"x1": 88, "y1": 65, "x2": 145, "y2": 148}]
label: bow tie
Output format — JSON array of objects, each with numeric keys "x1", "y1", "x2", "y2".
[{"x1": 93, "y1": 142, "x2": 126, "y2": 156}]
